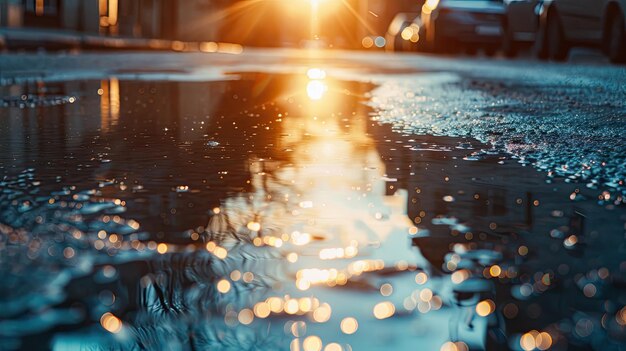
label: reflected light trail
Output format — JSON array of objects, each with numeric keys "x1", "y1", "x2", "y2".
[
  {"x1": 307, "y1": 80, "x2": 327, "y2": 100},
  {"x1": 100, "y1": 78, "x2": 120, "y2": 133},
  {"x1": 306, "y1": 68, "x2": 328, "y2": 100},
  {"x1": 201, "y1": 70, "x2": 428, "y2": 348}
]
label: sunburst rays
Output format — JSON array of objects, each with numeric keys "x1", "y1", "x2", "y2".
[{"x1": 180, "y1": 0, "x2": 374, "y2": 48}]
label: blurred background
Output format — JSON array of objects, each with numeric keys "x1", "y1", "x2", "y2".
[
  {"x1": 2, "y1": 0, "x2": 625, "y2": 63},
  {"x1": 0, "y1": 0, "x2": 421, "y2": 49}
]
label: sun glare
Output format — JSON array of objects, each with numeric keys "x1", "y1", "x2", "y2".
[{"x1": 307, "y1": 80, "x2": 327, "y2": 100}]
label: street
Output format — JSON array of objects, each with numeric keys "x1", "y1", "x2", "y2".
[{"x1": 1, "y1": 49, "x2": 626, "y2": 351}]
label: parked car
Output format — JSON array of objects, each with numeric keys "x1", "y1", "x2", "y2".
[
  {"x1": 534, "y1": 0, "x2": 626, "y2": 63},
  {"x1": 385, "y1": 12, "x2": 423, "y2": 52},
  {"x1": 502, "y1": 0, "x2": 541, "y2": 57},
  {"x1": 421, "y1": 0, "x2": 506, "y2": 55}
]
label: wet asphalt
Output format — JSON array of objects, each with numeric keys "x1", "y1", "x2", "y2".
[{"x1": 0, "y1": 49, "x2": 625, "y2": 351}]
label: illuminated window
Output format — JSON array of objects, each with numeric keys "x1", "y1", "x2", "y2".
[
  {"x1": 25, "y1": 0, "x2": 59, "y2": 17},
  {"x1": 99, "y1": 0, "x2": 119, "y2": 34}
]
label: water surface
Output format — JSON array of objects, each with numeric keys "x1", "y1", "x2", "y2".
[{"x1": 1, "y1": 71, "x2": 625, "y2": 351}]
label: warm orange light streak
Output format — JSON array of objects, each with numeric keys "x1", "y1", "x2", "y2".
[
  {"x1": 205, "y1": 0, "x2": 266, "y2": 23},
  {"x1": 310, "y1": 0, "x2": 321, "y2": 41},
  {"x1": 109, "y1": 77, "x2": 120, "y2": 125},
  {"x1": 338, "y1": 0, "x2": 378, "y2": 38},
  {"x1": 107, "y1": 0, "x2": 118, "y2": 25},
  {"x1": 100, "y1": 80, "x2": 110, "y2": 132},
  {"x1": 188, "y1": 0, "x2": 267, "y2": 43},
  {"x1": 99, "y1": 0, "x2": 108, "y2": 16},
  {"x1": 101, "y1": 78, "x2": 120, "y2": 132},
  {"x1": 35, "y1": 0, "x2": 44, "y2": 16}
]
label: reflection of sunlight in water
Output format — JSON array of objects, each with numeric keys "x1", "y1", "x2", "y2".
[
  {"x1": 203, "y1": 69, "x2": 448, "y2": 350},
  {"x1": 1, "y1": 74, "x2": 514, "y2": 351},
  {"x1": 306, "y1": 68, "x2": 328, "y2": 100},
  {"x1": 307, "y1": 80, "x2": 327, "y2": 100}
]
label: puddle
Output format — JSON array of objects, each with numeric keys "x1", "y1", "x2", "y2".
[{"x1": 1, "y1": 71, "x2": 626, "y2": 351}]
